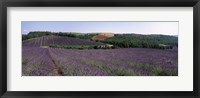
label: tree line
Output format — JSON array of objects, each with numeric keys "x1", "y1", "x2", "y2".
[
  {"x1": 22, "y1": 31, "x2": 178, "y2": 49},
  {"x1": 101, "y1": 34, "x2": 178, "y2": 49},
  {"x1": 22, "y1": 31, "x2": 97, "y2": 41}
]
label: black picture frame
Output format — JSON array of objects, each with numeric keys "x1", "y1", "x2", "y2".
[{"x1": 0, "y1": 0, "x2": 199, "y2": 98}]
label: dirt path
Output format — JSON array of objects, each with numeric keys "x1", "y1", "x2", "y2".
[
  {"x1": 47, "y1": 48, "x2": 63, "y2": 76},
  {"x1": 52, "y1": 59, "x2": 63, "y2": 76}
]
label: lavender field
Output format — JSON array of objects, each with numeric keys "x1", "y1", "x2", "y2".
[
  {"x1": 22, "y1": 46, "x2": 178, "y2": 76},
  {"x1": 23, "y1": 35, "x2": 104, "y2": 46},
  {"x1": 22, "y1": 22, "x2": 178, "y2": 76}
]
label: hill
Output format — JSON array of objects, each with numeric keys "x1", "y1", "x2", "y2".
[
  {"x1": 22, "y1": 35, "x2": 104, "y2": 47},
  {"x1": 22, "y1": 32, "x2": 178, "y2": 49}
]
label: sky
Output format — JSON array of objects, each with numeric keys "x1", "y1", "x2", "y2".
[{"x1": 22, "y1": 21, "x2": 178, "y2": 35}]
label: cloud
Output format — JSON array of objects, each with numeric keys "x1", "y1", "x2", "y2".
[{"x1": 23, "y1": 30, "x2": 29, "y2": 32}]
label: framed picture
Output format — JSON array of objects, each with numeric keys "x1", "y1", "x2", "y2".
[{"x1": 0, "y1": 0, "x2": 199, "y2": 98}]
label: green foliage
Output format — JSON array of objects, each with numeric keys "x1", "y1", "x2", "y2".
[
  {"x1": 25, "y1": 64, "x2": 40, "y2": 73},
  {"x1": 56, "y1": 32, "x2": 98, "y2": 40},
  {"x1": 81, "y1": 59, "x2": 109, "y2": 70},
  {"x1": 28, "y1": 31, "x2": 51, "y2": 38},
  {"x1": 49, "y1": 45, "x2": 114, "y2": 49},
  {"x1": 22, "y1": 34, "x2": 29, "y2": 41},
  {"x1": 22, "y1": 59, "x2": 28, "y2": 65},
  {"x1": 102, "y1": 34, "x2": 178, "y2": 49},
  {"x1": 127, "y1": 63, "x2": 178, "y2": 76},
  {"x1": 111, "y1": 68, "x2": 137, "y2": 76},
  {"x1": 22, "y1": 31, "x2": 98, "y2": 41},
  {"x1": 152, "y1": 67, "x2": 177, "y2": 76},
  {"x1": 49, "y1": 45, "x2": 94, "y2": 49},
  {"x1": 94, "y1": 45, "x2": 115, "y2": 49},
  {"x1": 22, "y1": 31, "x2": 52, "y2": 40},
  {"x1": 73, "y1": 33, "x2": 98, "y2": 40},
  {"x1": 57, "y1": 32, "x2": 78, "y2": 38},
  {"x1": 80, "y1": 58, "x2": 138, "y2": 76}
]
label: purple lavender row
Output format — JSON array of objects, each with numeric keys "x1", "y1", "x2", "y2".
[
  {"x1": 46, "y1": 48, "x2": 178, "y2": 76},
  {"x1": 22, "y1": 46, "x2": 56, "y2": 76},
  {"x1": 22, "y1": 46, "x2": 178, "y2": 76},
  {"x1": 23, "y1": 35, "x2": 104, "y2": 47}
]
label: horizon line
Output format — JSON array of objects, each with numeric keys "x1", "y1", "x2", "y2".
[{"x1": 22, "y1": 31, "x2": 178, "y2": 36}]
